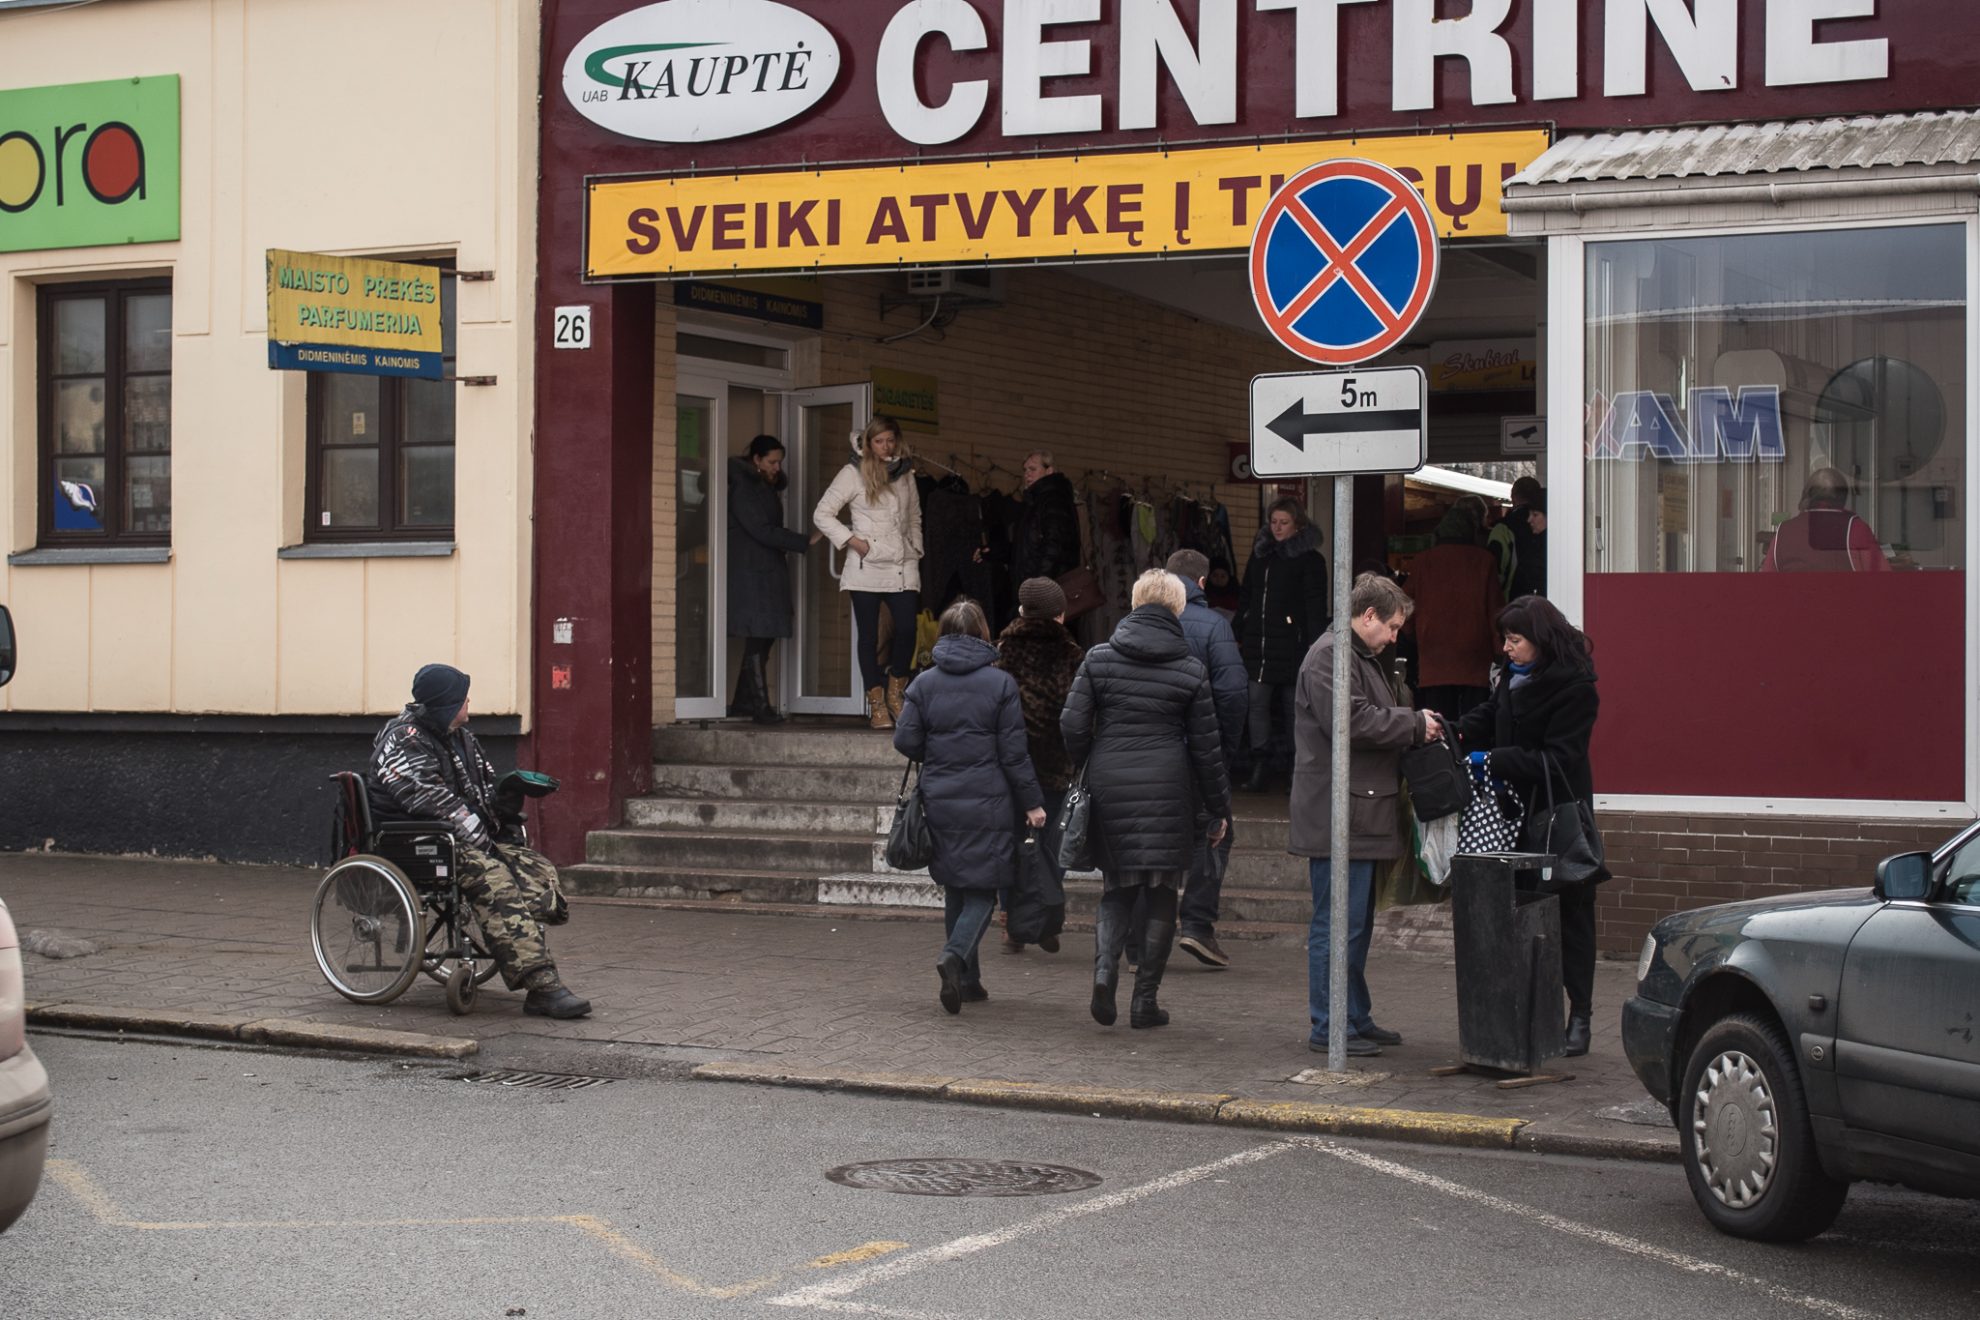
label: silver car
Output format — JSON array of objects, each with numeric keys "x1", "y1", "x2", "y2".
[{"x1": 0, "y1": 604, "x2": 46, "y2": 1233}]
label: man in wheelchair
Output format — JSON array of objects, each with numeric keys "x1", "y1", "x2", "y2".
[{"x1": 368, "y1": 663, "x2": 592, "y2": 1019}]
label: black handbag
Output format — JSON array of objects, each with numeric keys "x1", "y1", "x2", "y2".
[
  {"x1": 1519, "y1": 752, "x2": 1609, "y2": 889},
  {"x1": 884, "y1": 761, "x2": 936, "y2": 871},
  {"x1": 1401, "y1": 734, "x2": 1468, "y2": 822},
  {"x1": 1055, "y1": 763, "x2": 1094, "y2": 872},
  {"x1": 1005, "y1": 827, "x2": 1066, "y2": 945}
]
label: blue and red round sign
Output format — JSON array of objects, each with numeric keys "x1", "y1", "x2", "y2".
[{"x1": 1248, "y1": 158, "x2": 1440, "y2": 367}]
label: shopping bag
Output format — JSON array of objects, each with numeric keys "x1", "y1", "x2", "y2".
[
  {"x1": 1456, "y1": 754, "x2": 1522, "y2": 854},
  {"x1": 1055, "y1": 763, "x2": 1094, "y2": 871},
  {"x1": 1377, "y1": 785, "x2": 1453, "y2": 911},
  {"x1": 1005, "y1": 827, "x2": 1066, "y2": 945},
  {"x1": 1519, "y1": 752, "x2": 1609, "y2": 888},
  {"x1": 884, "y1": 761, "x2": 936, "y2": 871}
]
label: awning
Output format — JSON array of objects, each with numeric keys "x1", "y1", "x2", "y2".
[{"x1": 1503, "y1": 111, "x2": 1980, "y2": 216}]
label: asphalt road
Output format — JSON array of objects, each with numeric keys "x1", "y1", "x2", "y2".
[{"x1": 6, "y1": 1032, "x2": 1977, "y2": 1320}]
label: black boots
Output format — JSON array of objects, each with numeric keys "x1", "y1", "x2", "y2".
[
  {"x1": 1564, "y1": 1012, "x2": 1592, "y2": 1057},
  {"x1": 1130, "y1": 919, "x2": 1176, "y2": 1029},
  {"x1": 729, "y1": 650, "x2": 783, "y2": 724},
  {"x1": 1091, "y1": 897, "x2": 1131, "y2": 1026},
  {"x1": 524, "y1": 985, "x2": 591, "y2": 1019}
]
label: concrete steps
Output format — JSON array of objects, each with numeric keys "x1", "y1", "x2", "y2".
[{"x1": 583, "y1": 717, "x2": 1351, "y2": 938}]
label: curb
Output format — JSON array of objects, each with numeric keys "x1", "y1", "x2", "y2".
[
  {"x1": 691, "y1": 1062, "x2": 1534, "y2": 1152},
  {"x1": 26, "y1": 1002, "x2": 479, "y2": 1060}
]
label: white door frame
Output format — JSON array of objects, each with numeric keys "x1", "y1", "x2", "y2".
[
  {"x1": 784, "y1": 382, "x2": 872, "y2": 716},
  {"x1": 673, "y1": 372, "x2": 731, "y2": 722}
]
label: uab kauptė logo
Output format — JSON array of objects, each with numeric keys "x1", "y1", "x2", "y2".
[
  {"x1": 563, "y1": 0, "x2": 840, "y2": 143},
  {"x1": 0, "y1": 117, "x2": 147, "y2": 214}
]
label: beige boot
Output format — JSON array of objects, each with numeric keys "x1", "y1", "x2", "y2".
[
  {"x1": 866, "y1": 685, "x2": 894, "y2": 730},
  {"x1": 885, "y1": 674, "x2": 908, "y2": 721}
]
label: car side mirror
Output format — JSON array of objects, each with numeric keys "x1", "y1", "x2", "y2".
[
  {"x1": 1875, "y1": 851, "x2": 1932, "y2": 901},
  {"x1": 0, "y1": 603, "x2": 13, "y2": 687}
]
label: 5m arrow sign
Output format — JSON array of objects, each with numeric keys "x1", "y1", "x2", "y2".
[{"x1": 1248, "y1": 367, "x2": 1427, "y2": 477}]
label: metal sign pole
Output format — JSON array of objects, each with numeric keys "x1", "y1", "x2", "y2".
[{"x1": 1328, "y1": 474, "x2": 1353, "y2": 1073}]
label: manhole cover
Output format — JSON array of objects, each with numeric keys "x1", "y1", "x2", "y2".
[
  {"x1": 826, "y1": 1159, "x2": 1101, "y2": 1198},
  {"x1": 460, "y1": 1069, "x2": 614, "y2": 1091}
]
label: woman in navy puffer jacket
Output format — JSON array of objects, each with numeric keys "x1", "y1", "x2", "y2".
[{"x1": 894, "y1": 599, "x2": 1047, "y2": 1015}]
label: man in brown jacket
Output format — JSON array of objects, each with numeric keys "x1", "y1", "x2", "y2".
[
  {"x1": 1289, "y1": 574, "x2": 1444, "y2": 1058},
  {"x1": 1405, "y1": 497, "x2": 1502, "y2": 723}
]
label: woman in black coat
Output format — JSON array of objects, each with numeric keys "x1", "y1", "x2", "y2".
[
  {"x1": 1456, "y1": 595, "x2": 1602, "y2": 1056},
  {"x1": 894, "y1": 599, "x2": 1047, "y2": 1015},
  {"x1": 1237, "y1": 497, "x2": 1330, "y2": 789},
  {"x1": 1061, "y1": 570, "x2": 1231, "y2": 1030},
  {"x1": 727, "y1": 435, "x2": 820, "y2": 723}
]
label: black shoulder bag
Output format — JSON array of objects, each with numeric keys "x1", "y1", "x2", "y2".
[
  {"x1": 1055, "y1": 762, "x2": 1094, "y2": 872},
  {"x1": 884, "y1": 761, "x2": 936, "y2": 871},
  {"x1": 1519, "y1": 751, "x2": 1609, "y2": 889}
]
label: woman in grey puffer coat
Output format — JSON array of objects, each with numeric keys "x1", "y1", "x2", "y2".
[
  {"x1": 1061, "y1": 570, "x2": 1231, "y2": 1030},
  {"x1": 894, "y1": 599, "x2": 1047, "y2": 1015}
]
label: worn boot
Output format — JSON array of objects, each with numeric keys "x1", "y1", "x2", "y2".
[
  {"x1": 1090, "y1": 898, "x2": 1131, "y2": 1026},
  {"x1": 1130, "y1": 918, "x2": 1177, "y2": 1029},
  {"x1": 885, "y1": 673, "x2": 909, "y2": 721},
  {"x1": 745, "y1": 651, "x2": 784, "y2": 724},
  {"x1": 523, "y1": 971, "x2": 592, "y2": 1019},
  {"x1": 1564, "y1": 1011, "x2": 1592, "y2": 1057},
  {"x1": 866, "y1": 686, "x2": 893, "y2": 730},
  {"x1": 727, "y1": 657, "x2": 759, "y2": 719}
]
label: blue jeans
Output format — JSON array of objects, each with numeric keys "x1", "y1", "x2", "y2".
[
  {"x1": 1307, "y1": 858, "x2": 1377, "y2": 1041},
  {"x1": 942, "y1": 888, "x2": 997, "y2": 988}
]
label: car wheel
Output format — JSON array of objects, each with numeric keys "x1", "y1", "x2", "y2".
[{"x1": 1678, "y1": 1012, "x2": 1848, "y2": 1242}]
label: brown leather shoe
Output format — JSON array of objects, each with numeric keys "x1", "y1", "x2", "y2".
[
  {"x1": 866, "y1": 686, "x2": 894, "y2": 730},
  {"x1": 885, "y1": 674, "x2": 908, "y2": 719}
]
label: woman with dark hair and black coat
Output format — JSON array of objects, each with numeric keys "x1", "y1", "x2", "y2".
[
  {"x1": 1456, "y1": 594, "x2": 1602, "y2": 1056},
  {"x1": 1062, "y1": 569, "x2": 1232, "y2": 1030},
  {"x1": 894, "y1": 599, "x2": 1047, "y2": 1015},
  {"x1": 1237, "y1": 497, "x2": 1330, "y2": 790},
  {"x1": 726, "y1": 434, "x2": 821, "y2": 723}
]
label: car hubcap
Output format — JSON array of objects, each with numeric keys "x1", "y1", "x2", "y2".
[{"x1": 1692, "y1": 1049, "x2": 1779, "y2": 1208}]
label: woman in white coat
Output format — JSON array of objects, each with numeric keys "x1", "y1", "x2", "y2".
[{"x1": 812, "y1": 415, "x2": 924, "y2": 729}]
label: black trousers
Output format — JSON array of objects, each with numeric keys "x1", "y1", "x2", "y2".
[
  {"x1": 850, "y1": 590, "x2": 917, "y2": 691},
  {"x1": 1178, "y1": 820, "x2": 1234, "y2": 936}
]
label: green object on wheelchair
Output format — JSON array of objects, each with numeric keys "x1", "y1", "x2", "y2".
[{"x1": 498, "y1": 769, "x2": 560, "y2": 799}]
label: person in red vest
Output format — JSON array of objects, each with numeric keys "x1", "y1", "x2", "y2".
[{"x1": 1762, "y1": 468, "x2": 1891, "y2": 573}]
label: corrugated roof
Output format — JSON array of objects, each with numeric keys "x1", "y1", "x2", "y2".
[{"x1": 1508, "y1": 111, "x2": 1980, "y2": 187}]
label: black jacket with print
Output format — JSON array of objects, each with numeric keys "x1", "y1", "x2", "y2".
[{"x1": 366, "y1": 705, "x2": 501, "y2": 849}]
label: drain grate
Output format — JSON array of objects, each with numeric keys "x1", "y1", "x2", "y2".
[
  {"x1": 826, "y1": 1158, "x2": 1101, "y2": 1198},
  {"x1": 461, "y1": 1069, "x2": 615, "y2": 1091}
]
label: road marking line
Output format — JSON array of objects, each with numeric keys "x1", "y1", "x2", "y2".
[
  {"x1": 807, "y1": 1242, "x2": 910, "y2": 1269},
  {"x1": 767, "y1": 1141, "x2": 1299, "y2": 1308},
  {"x1": 788, "y1": 1303, "x2": 967, "y2": 1320},
  {"x1": 47, "y1": 1157, "x2": 893, "y2": 1300},
  {"x1": 1301, "y1": 1140, "x2": 1884, "y2": 1320}
]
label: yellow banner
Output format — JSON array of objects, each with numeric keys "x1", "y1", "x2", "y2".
[
  {"x1": 586, "y1": 130, "x2": 1547, "y2": 280},
  {"x1": 266, "y1": 249, "x2": 444, "y2": 353}
]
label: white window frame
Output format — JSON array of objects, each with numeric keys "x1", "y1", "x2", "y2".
[{"x1": 1546, "y1": 213, "x2": 1980, "y2": 822}]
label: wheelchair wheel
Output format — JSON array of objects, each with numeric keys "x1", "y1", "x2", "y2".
[
  {"x1": 310, "y1": 858, "x2": 423, "y2": 1004},
  {"x1": 420, "y1": 908, "x2": 501, "y2": 987},
  {"x1": 445, "y1": 960, "x2": 478, "y2": 1016}
]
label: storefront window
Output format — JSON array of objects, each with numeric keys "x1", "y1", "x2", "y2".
[
  {"x1": 38, "y1": 280, "x2": 173, "y2": 544},
  {"x1": 1584, "y1": 224, "x2": 1967, "y2": 802}
]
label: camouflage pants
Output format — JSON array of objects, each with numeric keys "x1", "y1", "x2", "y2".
[{"x1": 456, "y1": 842, "x2": 569, "y2": 990}]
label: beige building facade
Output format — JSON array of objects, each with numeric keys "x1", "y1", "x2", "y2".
[{"x1": 0, "y1": 0, "x2": 539, "y2": 859}]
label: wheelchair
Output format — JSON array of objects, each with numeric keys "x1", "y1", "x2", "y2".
[{"x1": 308, "y1": 772, "x2": 501, "y2": 1016}]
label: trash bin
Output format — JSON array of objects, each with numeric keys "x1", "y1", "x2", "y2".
[{"x1": 1450, "y1": 851, "x2": 1564, "y2": 1075}]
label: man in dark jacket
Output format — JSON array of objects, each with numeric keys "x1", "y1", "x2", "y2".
[
  {"x1": 1011, "y1": 450, "x2": 1081, "y2": 587},
  {"x1": 367, "y1": 664, "x2": 590, "y2": 1019},
  {"x1": 1289, "y1": 576, "x2": 1443, "y2": 1057},
  {"x1": 1489, "y1": 476, "x2": 1548, "y2": 600},
  {"x1": 1166, "y1": 549, "x2": 1248, "y2": 968},
  {"x1": 1237, "y1": 497, "x2": 1330, "y2": 790}
]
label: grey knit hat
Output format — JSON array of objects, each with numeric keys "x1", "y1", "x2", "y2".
[{"x1": 1018, "y1": 577, "x2": 1067, "y2": 619}]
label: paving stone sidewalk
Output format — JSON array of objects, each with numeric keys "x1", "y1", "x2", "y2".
[{"x1": 2, "y1": 852, "x2": 1675, "y2": 1154}]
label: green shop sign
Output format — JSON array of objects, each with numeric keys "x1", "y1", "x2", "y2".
[{"x1": 0, "y1": 75, "x2": 180, "y2": 254}]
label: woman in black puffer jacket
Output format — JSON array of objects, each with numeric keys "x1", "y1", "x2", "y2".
[
  {"x1": 895, "y1": 599, "x2": 1047, "y2": 1015},
  {"x1": 1061, "y1": 570, "x2": 1232, "y2": 1030},
  {"x1": 1456, "y1": 595, "x2": 1602, "y2": 1057},
  {"x1": 1237, "y1": 497, "x2": 1330, "y2": 789}
]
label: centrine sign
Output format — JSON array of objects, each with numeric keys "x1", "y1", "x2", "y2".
[{"x1": 266, "y1": 249, "x2": 444, "y2": 380}]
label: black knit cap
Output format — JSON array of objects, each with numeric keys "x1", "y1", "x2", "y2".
[{"x1": 412, "y1": 663, "x2": 471, "y2": 726}]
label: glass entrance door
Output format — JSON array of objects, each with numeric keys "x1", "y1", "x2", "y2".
[
  {"x1": 786, "y1": 384, "x2": 871, "y2": 715},
  {"x1": 673, "y1": 380, "x2": 725, "y2": 720}
]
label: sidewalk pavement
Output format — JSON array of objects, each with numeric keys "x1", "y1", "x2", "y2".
[{"x1": 3, "y1": 852, "x2": 1677, "y2": 1160}]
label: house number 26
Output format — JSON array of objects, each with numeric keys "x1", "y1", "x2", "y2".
[{"x1": 553, "y1": 305, "x2": 592, "y2": 350}]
